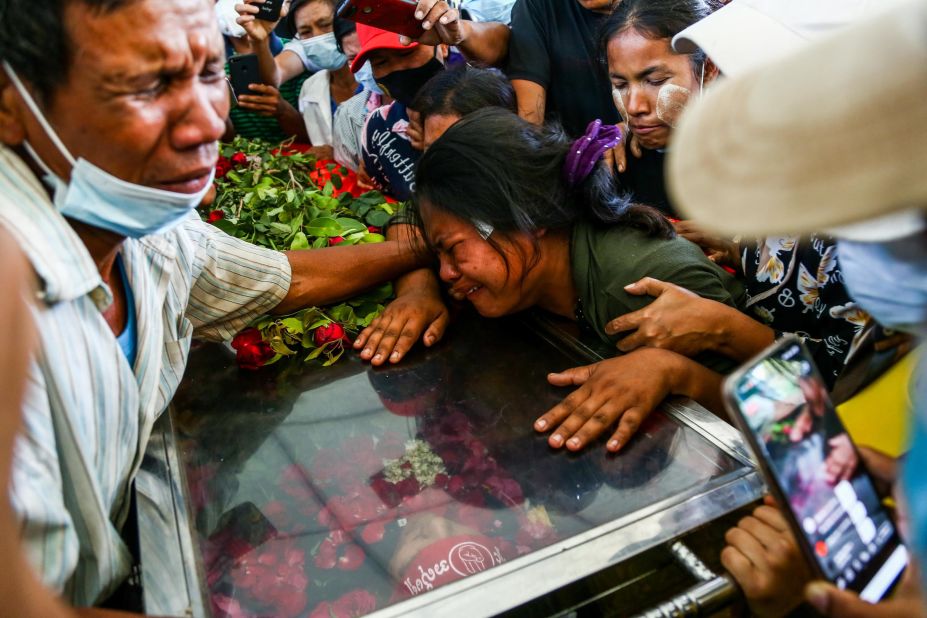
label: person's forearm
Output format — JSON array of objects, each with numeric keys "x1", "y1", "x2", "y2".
[
  {"x1": 275, "y1": 240, "x2": 427, "y2": 313},
  {"x1": 713, "y1": 307, "x2": 776, "y2": 361},
  {"x1": 512, "y1": 79, "x2": 545, "y2": 125},
  {"x1": 254, "y1": 37, "x2": 281, "y2": 87},
  {"x1": 276, "y1": 100, "x2": 310, "y2": 142},
  {"x1": 386, "y1": 223, "x2": 439, "y2": 297},
  {"x1": 456, "y1": 21, "x2": 510, "y2": 67},
  {"x1": 669, "y1": 354, "x2": 725, "y2": 414}
]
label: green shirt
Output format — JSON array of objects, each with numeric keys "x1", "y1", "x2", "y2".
[
  {"x1": 571, "y1": 219, "x2": 746, "y2": 371},
  {"x1": 226, "y1": 51, "x2": 309, "y2": 144}
]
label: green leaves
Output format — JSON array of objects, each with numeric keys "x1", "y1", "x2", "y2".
[{"x1": 206, "y1": 137, "x2": 407, "y2": 369}]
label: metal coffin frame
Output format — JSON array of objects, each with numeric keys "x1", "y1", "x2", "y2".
[{"x1": 136, "y1": 313, "x2": 763, "y2": 617}]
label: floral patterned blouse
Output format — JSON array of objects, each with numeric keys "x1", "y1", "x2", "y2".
[{"x1": 740, "y1": 234, "x2": 895, "y2": 394}]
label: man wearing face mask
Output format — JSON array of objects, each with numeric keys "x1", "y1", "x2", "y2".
[
  {"x1": 0, "y1": 0, "x2": 425, "y2": 610},
  {"x1": 354, "y1": 24, "x2": 449, "y2": 200},
  {"x1": 670, "y1": 2, "x2": 927, "y2": 614}
]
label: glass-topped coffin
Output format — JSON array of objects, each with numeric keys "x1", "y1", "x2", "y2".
[{"x1": 169, "y1": 311, "x2": 758, "y2": 618}]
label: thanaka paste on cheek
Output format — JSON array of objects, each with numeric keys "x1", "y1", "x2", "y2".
[
  {"x1": 655, "y1": 84, "x2": 691, "y2": 129},
  {"x1": 611, "y1": 87, "x2": 629, "y2": 124}
]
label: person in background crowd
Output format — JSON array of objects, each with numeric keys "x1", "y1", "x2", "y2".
[
  {"x1": 505, "y1": 0, "x2": 621, "y2": 137},
  {"x1": 332, "y1": 18, "x2": 389, "y2": 171},
  {"x1": 410, "y1": 65, "x2": 516, "y2": 149},
  {"x1": 353, "y1": 66, "x2": 516, "y2": 365},
  {"x1": 355, "y1": 24, "x2": 449, "y2": 199},
  {"x1": 411, "y1": 108, "x2": 746, "y2": 453},
  {"x1": 296, "y1": 14, "x2": 361, "y2": 150},
  {"x1": 235, "y1": 0, "x2": 351, "y2": 155},
  {"x1": 594, "y1": 0, "x2": 906, "y2": 404},
  {"x1": 0, "y1": 0, "x2": 425, "y2": 610},
  {"x1": 215, "y1": 0, "x2": 310, "y2": 143},
  {"x1": 599, "y1": 0, "x2": 720, "y2": 216},
  {"x1": 396, "y1": 0, "x2": 512, "y2": 67},
  {"x1": 670, "y1": 2, "x2": 927, "y2": 614}
]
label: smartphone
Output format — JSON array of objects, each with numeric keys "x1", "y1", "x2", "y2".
[
  {"x1": 228, "y1": 53, "x2": 260, "y2": 99},
  {"x1": 723, "y1": 336, "x2": 907, "y2": 602},
  {"x1": 336, "y1": 0, "x2": 423, "y2": 39},
  {"x1": 256, "y1": 0, "x2": 284, "y2": 22}
]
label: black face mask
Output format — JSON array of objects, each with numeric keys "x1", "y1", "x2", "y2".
[{"x1": 376, "y1": 57, "x2": 444, "y2": 106}]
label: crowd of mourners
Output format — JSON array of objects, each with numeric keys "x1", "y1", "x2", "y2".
[{"x1": 0, "y1": 0, "x2": 926, "y2": 615}]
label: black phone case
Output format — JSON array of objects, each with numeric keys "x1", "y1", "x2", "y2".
[
  {"x1": 256, "y1": 0, "x2": 284, "y2": 21},
  {"x1": 228, "y1": 54, "x2": 260, "y2": 98}
]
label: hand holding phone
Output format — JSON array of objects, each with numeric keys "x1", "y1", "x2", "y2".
[
  {"x1": 255, "y1": 0, "x2": 285, "y2": 22},
  {"x1": 336, "y1": 0, "x2": 423, "y2": 39},
  {"x1": 228, "y1": 54, "x2": 261, "y2": 99},
  {"x1": 724, "y1": 337, "x2": 908, "y2": 602}
]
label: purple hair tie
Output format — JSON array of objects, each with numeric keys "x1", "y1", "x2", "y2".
[{"x1": 563, "y1": 119, "x2": 623, "y2": 186}]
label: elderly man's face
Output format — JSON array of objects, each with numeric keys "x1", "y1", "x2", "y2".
[{"x1": 13, "y1": 0, "x2": 228, "y2": 193}]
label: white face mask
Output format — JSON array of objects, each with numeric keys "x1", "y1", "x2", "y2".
[
  {"x1": 4, "y1": 61, "x2": 213, "y2": 239},
  {"x1": 299, "y1": 32, "x2": 347, "y2": 71},
  {"x1": 353, "y1": 60, "x2": 382, "y2": 95}
]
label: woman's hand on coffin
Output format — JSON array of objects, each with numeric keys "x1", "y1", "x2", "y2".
[
  {"x1": 354, "y1": 285, "x2": 449, "y2": 365},
  {"x1": 535, "y1": 349, "x2": 676, "y2": 453}
]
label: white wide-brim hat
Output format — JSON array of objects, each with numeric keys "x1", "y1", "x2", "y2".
[{"x1": 668, "y1": 1, "x2": 927, "y2": 241}]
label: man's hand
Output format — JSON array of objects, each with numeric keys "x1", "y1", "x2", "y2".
[
  {"x1": 235, "y1": 0, "x2": 286, "y2": 43},
  {"x1": 237, "y1": 83, "x2": 285, "y2": 117},
  {"x1": 356, "y1": 161, "x2": 377, "y2": 192},
  {"x1": 721, "y1": 503, "x2": 811, "y2": 617},
  {"x1": 673, "y1": 220, "x2": 740, "y2": 269},
  {"x1": 354, "y1": 288, "x2": 449, "y2": 365},
  {"x1": 604, "y1": 277, "x2": 723, "y2": 356},
  {"x1": 534, "y1": 348, "x2": 678, "y2": 453},
  {"x1": 398, "y1": 1, "x2": 468, "y2": 47}
]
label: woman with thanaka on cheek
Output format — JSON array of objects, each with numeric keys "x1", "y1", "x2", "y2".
[
  {"x1": 409, "y1": 108, "x2": 745, "y2": 453},
  {"x1": 595, "y1": 0, "x2": 905, "y2": 400},
  {"x1": 600, "y1": 0, "x2": 720, "y2": 217}
]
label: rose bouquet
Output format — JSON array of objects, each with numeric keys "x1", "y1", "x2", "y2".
[{"x1": 206, "y1": 137, "x2": 399, "y2": 368}]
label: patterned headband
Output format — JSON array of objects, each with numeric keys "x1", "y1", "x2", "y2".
[{"x1": 562, "y1": 119, "x2": 623, "y2": 187}]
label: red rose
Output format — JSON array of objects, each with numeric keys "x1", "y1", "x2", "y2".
[
  {"x1": 215, "y1": 157, "x2": 232, "y2": 179},
  {"x1": 328, "y1": 236, "x2": 345, "y2": 246},
  {"x1": 207, "y1": 210, "x2": 224, "y2": 224},
  {"x1": 231, "y1": 327, "x2": 275, "y2": 370},
  {"x1": 313, "y1": 322, "x2": 347, "y2": 346},
  {"x1": 231, "y1": 151, "x2": 248, "y2": 166},
  {"x1": 366, "y1": 226, "x2": 382, "y2": 234}
]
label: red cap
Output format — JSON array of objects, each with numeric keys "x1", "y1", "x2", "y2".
[{"x1": 351, "y1": 23, "x2": 419, "y2": 73}]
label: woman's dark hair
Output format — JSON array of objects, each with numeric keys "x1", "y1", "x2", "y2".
[
  {"x1": 598, "y1": 0, "x2": 722, "y2": 74},
  {"x1": 413, "y1": 108, "x2": 674, "y2": 272},
  {"x1": 410, "y1": 66, "x2": 516, "y2": 123},
  {"x1": 333, "y1": 17, "x2": 357, "y2": 53}
]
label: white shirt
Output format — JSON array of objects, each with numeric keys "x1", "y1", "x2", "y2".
[
  {"x1": 0, "y1": 145, "x2": 292, "y2": 605},
  {"x1": 298, "y1": 69, "x2": 336, "y2": 146}
]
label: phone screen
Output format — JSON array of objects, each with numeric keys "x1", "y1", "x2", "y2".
[{"x1": 728, "y1": 339, "x2": 907, "y2": 600}]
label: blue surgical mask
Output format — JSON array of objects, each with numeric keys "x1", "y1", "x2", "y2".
[
  {"x1": 299, "y1": 32, "x2": 347, "y2": 71},
  {"x1": 5, "y1": 62, "x2": 212, "y2": 239},
  {"x1": 837, "y1": 233, "x2": 927, "y2": 336},
  {"x1": 354, "y1": 60, "x2": 382, "y2": 95}
]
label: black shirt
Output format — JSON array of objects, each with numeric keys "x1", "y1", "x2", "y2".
[
  {"x1": 506, "y1": 0, "x2": 620, "y2": 137},
  {"x1": 616, "y1": 148, "x2": 676, "y2": 217}
]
